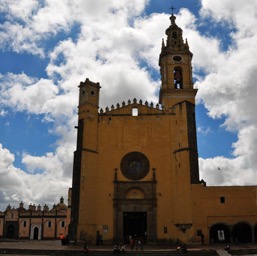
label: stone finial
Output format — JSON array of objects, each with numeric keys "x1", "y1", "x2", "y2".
[
  {"x1": 43, "y1": 204, "x2": 49, "y2": 211},
  {"x1": 19, "y1": 201, "x2": 24, "y2": 209}
]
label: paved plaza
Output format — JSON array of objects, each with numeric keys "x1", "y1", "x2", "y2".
[{"x1": 0, "y1": 240, "x2": 257, "y2": 255}]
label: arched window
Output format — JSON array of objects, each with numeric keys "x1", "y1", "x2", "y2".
[
  {"x1": 61, "y1": 220, "x2": 65, "y2": 228},
  {"x1": 172, "y1": 32, "x2": 177, "y2": 39},
  {"x1": 174, "y1": 67, "x2": 183, "y2": 89}
]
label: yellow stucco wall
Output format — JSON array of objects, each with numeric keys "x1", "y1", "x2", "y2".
[
  {"x1": 76, "y1": 99, "x2": 197, "y2": 243},
  {"x1": 192, "y1": 184, "x2": 257, "y2": 242}
]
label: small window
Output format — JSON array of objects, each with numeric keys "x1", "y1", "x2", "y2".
[
  {"x1": 61, "y1": 221, "x2": 65, "y2": 228},
  {"x1": 220, "y1": 196, "x2": 225, "y2": 203},
  {"x1": 48, "y1": 221, "x2": 52, "y2": 228},
  {"x1": 23, "y1": 221, "x2": 27, "y2": 227},
  {"x1": 132, "y1": 108, "x2": 138, "y2": 116}
]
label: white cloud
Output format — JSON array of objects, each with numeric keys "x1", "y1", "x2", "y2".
[
  {"x1": 197, "y1": 126, "x2": 212, "y2": 136},
  {"x1": 0, "y1": 143, "x2": 71, "y2": 210},
  {"x1": 0, "y1": 0, "x2": 150, "y2": 56},
  {"x1": 196, "y1": 0, "x2": 257, "y2": 185},
  {"x1": 0, "y1": 110, "x2": 7, "y2": 116},
  {"x1": 199, "y1": 156, "x2": 256, "y2": 186},
  {"x1": 201, "y1": 0, "x2": 257, "y2": 36}
]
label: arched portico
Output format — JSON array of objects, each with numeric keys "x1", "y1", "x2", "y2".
[
  {"x1": 232, "y1": 222, "x2": 252, "y2": 243},
  {"x1": 209, "y1": 223, "x2": 230, "y2": 243}
]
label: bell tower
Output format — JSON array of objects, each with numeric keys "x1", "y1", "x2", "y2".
[
  {"x1": 69, "y1": 78, "x2": 100, "y2": 242},
  {"x1": 158, "y1": 13, "x2": 200, "y2": 184},
  {"x1": 159, "y1": 14, "x2": 197, "y2": 109}
]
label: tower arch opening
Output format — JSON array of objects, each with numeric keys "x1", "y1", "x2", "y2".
[
  {"x1": 174, "y1": 66, "x2": 183, "y2": 89},
  {"x1": 172, "y1": 31, "x2": 177, "y2": 39}
]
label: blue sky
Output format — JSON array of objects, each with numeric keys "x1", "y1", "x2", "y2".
[{"x1": 1, "y1": 0, "x2": 257, "y2": 210}]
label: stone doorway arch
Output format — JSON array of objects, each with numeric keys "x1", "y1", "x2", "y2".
[
  {"x1": 113, "y1": 182, "x2": 157, "y2": 243},
  {"x1": 30, "y1": 224, "x2": 41, "y2": 240},
  {"x1": 6, "y1": 224, "x2": 15, "y2": 239},
  {"x1": 33, "y1": 227, "x2": 39, "y2": 240}
]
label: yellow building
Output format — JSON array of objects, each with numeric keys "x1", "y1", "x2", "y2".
[
  {"x1": 69, "y1": 13, "x2": 257, "y2": 245},
  {"x1": 0, "y1": 196, "x2": 70, "y2": 240}
]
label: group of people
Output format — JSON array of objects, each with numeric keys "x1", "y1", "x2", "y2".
[
  {"x1": 129, "y1": 235, "x2": 144, "y2": 251},
  {"x1": 112, "y1": 235, "x2": 145, "y2": 254},
  {"x1": 113, "y1": 243, "x2": 126, "y2": 254}
]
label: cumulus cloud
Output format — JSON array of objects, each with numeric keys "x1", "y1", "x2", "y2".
[
  {"x1": 0, "y1": 142, "x2": 72, "y2": 210},
  {"x1": 0, "y1": 0, "x2": 154, "y2": 210},
  {"x1": 198, "y1": 126, "x2": 212, "y2": 136},
  {"x1": 199, "y1": 156, "x2": 256, "y2": 186},
  {"x1": 195, "y1": 0, "x2": 257, "y2": 185}
]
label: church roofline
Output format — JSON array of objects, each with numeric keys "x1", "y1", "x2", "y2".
[{"x1": 99, "y1": 98, "x2": 162, "y2": 115}]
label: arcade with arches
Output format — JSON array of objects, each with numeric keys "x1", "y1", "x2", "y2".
[{"x1": 209, "y1": 222, "x2": 257, "y2": 244}]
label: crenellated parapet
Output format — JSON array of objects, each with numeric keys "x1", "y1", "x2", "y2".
[{"x1": 99, "y1": 98, "x2": 165, "y2": 116}]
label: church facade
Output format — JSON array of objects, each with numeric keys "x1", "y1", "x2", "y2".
[
  {"x1": 0, "y1": 196, "x2": 70, "y2": 240},
  {"x1": 69, "y1": 14, "x2": 257, "y2": 245}
]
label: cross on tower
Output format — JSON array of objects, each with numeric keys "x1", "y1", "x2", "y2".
[{"x1": 170, "y1": 5, "x2": 176, "y2": 15}]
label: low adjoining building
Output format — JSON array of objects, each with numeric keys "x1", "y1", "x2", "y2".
[{"x1": 0, "y1": 196, "x2": 70, "y2": 240}]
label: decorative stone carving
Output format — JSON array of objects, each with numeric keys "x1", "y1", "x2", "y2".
[{"x1": 175, "y1": 223, "x2": 192, "y2": 233}]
